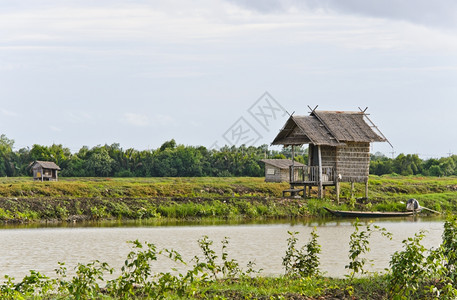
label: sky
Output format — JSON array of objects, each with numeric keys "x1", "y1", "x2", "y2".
[{"x1": 1, "y1": 0, "x2": 457, "y2": 158}]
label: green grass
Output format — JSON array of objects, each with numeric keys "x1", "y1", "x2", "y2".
[
  {"x1": 0, "y1": 175, "x2": 456, "y2": 222},
  {"x1": 197, "y1": 275, "x2": 389, "y2": 299},
  {"x1": 0, "y1": 177, "x2": 288, "y2": 199}
]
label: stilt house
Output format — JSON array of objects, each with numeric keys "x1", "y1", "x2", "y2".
[
  {"x1": 32, "y1": 161, "x2": 61, "y2": 181},
  {"x1": 271, "y1": 109, "x2": 389, "y2": 200}
]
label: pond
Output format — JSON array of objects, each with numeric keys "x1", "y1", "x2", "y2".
[{"x1": 0, "y1": 216, "x2": 446, "y2": 280}]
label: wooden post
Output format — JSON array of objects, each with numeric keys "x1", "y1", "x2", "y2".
[
  {"x1": 307, "y1": 145, "x2": 312, "y2": 181},
  {"x1": 336, "y1": 180, "x2": 340, "y2": 204},
  {"x1": 365, "y1": 179, "x2": 369, "y2": 199},
  {"x1": 291, "y1": 145, "x2": 295, "y2": 183},
  {"x1": 318, "y1": 145, "x2": 323, "y2": 199}
]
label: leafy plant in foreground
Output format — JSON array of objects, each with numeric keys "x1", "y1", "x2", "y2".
[
  {"x1": 345, "y1": 219, "x2": 391, "y2": 279},
  {"x1": 14, "y1": 270, "x2": 55, "y2": 298},
  {"x1": 433, "y1": 216, "x2": 457, "y2": 299},
  {"x1": 67, "y1": 260, "x2": 112, "y2": 299},
  {"x1": 0, "y1": 275, "x2": 22, "y2": 299},
  {"x1": 196, "y1": 235, "x2": 260, "y2": 281},
  {"x1": 282, "y1": 229, "x2": 321, "y2": 277},
  {"x1": 106, "y1": 240, "x2": 158, "y2": 298},
  {"x1": 442, "y1": 215, "x2": 457, "y2": 280},
  {"x1": 387, "y1": 230, "x2": 445, "y2": 299}
]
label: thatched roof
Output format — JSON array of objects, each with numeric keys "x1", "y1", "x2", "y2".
[
  {"x1": 32, "y1": 161, "x2": 61, "y2": 170},
  {"x1": 260, "y1": 159, "x2": 305, "y2": 169},
  {"x1": 272, "y1": 110, "x2": 386, "y2": 146}
]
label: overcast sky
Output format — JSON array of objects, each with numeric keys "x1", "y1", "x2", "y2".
[{"x1": 1, "y1": 0, "x2": 457, "y2": 158}]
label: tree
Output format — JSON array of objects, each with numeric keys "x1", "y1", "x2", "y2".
[
  {"x1": 159, "y1": 139, "x2": 176, "y2": 152},
  {"x1": 0, "y1": 134, "x2": 14, "y2": 176},
  {"x1": 392, "y1": 154, "x2": 422, "y2": 176},
  {"x1": 85, "y1": 148, "x2": 115, "y2": 177}
]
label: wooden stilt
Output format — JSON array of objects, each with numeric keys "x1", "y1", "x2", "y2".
[
  {"x1": 291, "y1": 145, "x2": 295, "y2": 183},
  {"x1": 365, "y1": 180, "x2": 369, "y2": 199},
  {"x1": 317, "y1": 145, "x2": 323, "y2": 199},
  {"x1": 336, "y1": 181, "x2": 340, "y2": 204}
]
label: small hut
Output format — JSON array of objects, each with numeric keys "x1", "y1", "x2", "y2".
[
  {"x1": 31, "y1": 161, "x2": 61, "y2": 181},
  {"x1": 261, "y1": 159, "x2": 305, "y2": 183},
  {"x1": 271, "y1": 108, "x2": 390, "y2": 200}
]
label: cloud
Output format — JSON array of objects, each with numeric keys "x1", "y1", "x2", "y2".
[
  {"x1": 123, "y1": 113, "x2": 150, "y2": 127},
  {"x1": 225, "y1": 0, "x2": 457, "y2": 29},
  {"x1": 49, "y1": 125, "x2": 62, "y2": 132},
  {"x1": 154, "y1": 114, "x2": 176, "y2": 127},
  {"x1": 1, "y1": 0, "x2": 456, "y2": 59},
  {"x1": 0, "y1": 108, "x2": 18, "y2": 117},
  {"x1": 66, "y1": 111, "x2": 93, "y2": 123},
  {"x1": 123, "y1": 113, "x2": 176, "y2": 128}
]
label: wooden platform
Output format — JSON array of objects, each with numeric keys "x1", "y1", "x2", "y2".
[
  {"x1": 290, "y1": 181, "x2": 336, "y2": 187},
  {"x1": 282, "y1": 188, "x2": 304, "y2": 197}
]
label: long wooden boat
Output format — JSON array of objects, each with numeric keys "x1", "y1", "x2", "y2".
[{"x1": 323, "y1": 207, "x2": 415, "y2": 218}]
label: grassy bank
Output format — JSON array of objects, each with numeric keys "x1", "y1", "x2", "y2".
[
  {"x1": 0, "y1": 176, "x2": 456, "y2": 223},
  {"x1": 0, "y1": 273, "x2": 391, "y2": 299}
]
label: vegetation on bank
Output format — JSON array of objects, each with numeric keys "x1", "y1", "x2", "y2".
[
  {"x1": 0, "y1": 176, "x2": 456, "y2": 223},
  {"x1": 2, "y1": 217, "x2": 457, "y2": 299}
]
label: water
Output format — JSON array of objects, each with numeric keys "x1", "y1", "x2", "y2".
[{"x1": 0, "y1": 217, "x2": 445, "y2": 280}]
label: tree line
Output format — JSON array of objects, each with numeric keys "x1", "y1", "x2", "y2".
[
  {"x1": 0, "y1": 135, "x2": 299, "y2": 177},
  {"x1": 370, "y1": 152, "x2": 457, "y2": 177},
  {"x1": 0, "y1": 134, "x2": 455, "y2": 177}
]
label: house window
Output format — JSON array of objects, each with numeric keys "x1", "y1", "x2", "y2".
[{"x1": 267, "y1": 168, "x2": 275, "y2": 175}]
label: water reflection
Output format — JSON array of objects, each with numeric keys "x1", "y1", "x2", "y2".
[
  {"x1": 0, "y1": 217, "x2": 305, "y2": 229},
  {"x1": 0, "y1": 216, "x2": 447, "y2": 280},
  {"x1": 0, "y1": 215, "x2": 445, "y2": 230}
]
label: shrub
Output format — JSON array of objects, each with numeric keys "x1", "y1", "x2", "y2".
[
  {"x1": 282, "y1": 229, "x2": 321, "y2": 278},
  {"x1": 346, "y1": 219, "x2": 391, "y2": 279}
]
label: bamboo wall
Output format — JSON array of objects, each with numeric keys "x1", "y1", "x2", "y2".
[
  {"x1": 336, "y1": 142, "x2": 370, "y2": 182},
  {"x1": 308, "y1": 142, "x2": 370, "y2": 183},
  {"x1": 309, "y1": 144, "x2": 337, "y2": 168},
  {"x1": 321, "y1": 145, "x2": 337, "y2": 168}
]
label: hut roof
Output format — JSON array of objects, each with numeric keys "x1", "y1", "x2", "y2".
[
  {"x1": 272, "y1": 110, "x2": 386, "y2": 146},
  {"x1": 32, "y1": 161, "x2": 61, "y2": 170},
  {"x1": 260, "y1": 159, "x2": 305, "y2": 169}
]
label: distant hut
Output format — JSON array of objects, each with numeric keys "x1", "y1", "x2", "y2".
[
  {"x1": 271, "y1": 108, "x2": 390, "y2": 200},
  {"x1": 32, "y1": 161, "x2": 61, "y2": 182},
  {"x1": 261, "y1": 159, "x2": 305, "y2": 183}
]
